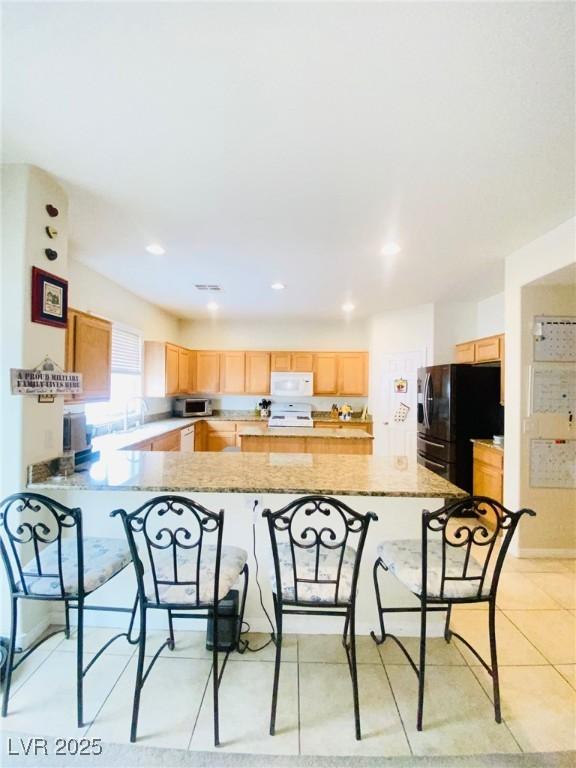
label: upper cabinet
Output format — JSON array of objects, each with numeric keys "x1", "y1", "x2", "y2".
[
  {"x1": 195, "y1": 351, "x2": 220, "y2": 394},
  {"x1": 65, "y1": 308, "x2": 112, "y2": 402},
  {"x1": 220, "y1": 351, "x2": 246, "y2": 393},
  {"x1": 338, "y1": 352, "x2": 368, "y2": 396},
  {"x1": 454, "y1": 333, "x2": 505, "y2": 404},
  {"x1": 455, "y1": 334, "x2": 504, "y2": 365},
  {"x1": 143, "y1": 341, "x2": 193, "y2": 397},
  {"x1": 245, "y1": 351, "x2": 271, "y2": 394},
  {"x1": 314, "y1": 353, "x2": 339, "y2": 395},
  {"x1": 270, "y1": 352, "x2": 314, "y2": 372}
]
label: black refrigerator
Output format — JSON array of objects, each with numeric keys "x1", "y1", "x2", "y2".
[{"x1": 417, "y1": 364, "x2": 503, "y2": 492}]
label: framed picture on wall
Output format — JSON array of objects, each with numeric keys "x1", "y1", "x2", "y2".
[{"x1": 31, "y1": 266, "x2": 68, "y2": 328}]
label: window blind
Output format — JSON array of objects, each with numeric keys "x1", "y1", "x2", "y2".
[{"x1": 111, "y1": 327, "x2": 142, "y2": 375}]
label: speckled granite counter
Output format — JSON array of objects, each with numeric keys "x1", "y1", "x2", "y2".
[
  {"x1": 238, "y1": 426, "x2": 373, "y2": 439},
  {"x1": 28, "y1": 451, "x2": 465, "y2": 498}
]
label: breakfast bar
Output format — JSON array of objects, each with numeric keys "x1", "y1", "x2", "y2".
[{"x1": 28, "y1": 450, "x2": 465, "y2": 636}]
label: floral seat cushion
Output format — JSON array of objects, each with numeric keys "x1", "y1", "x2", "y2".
[
  {"x1": 17, "y1": 537, "x2": 132, "y2": 597},
  {"x1": 143, "y1": 544, "x2": 247, "y2": 606},
  {"x1": 270, "y1": 541, "x2": 358, "y2": 604},
  {"x1": 377, "y1": 539, "x2": 490, "y2": 600}
]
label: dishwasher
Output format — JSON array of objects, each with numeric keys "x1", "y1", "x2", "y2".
[{"x1": 180, "y1": 425, "x2": 195, "y2": 452}]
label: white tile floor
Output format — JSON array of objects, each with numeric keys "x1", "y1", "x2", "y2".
[{"x1": 1, "y1": 556, "x2": 575, "y2": 758}]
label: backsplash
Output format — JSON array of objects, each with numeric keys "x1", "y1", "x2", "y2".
[{"x1": 205, "y1": 395, "x2": 368, "y2": 413}]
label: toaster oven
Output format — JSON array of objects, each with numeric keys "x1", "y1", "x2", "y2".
[{"x1": 173, "y1": 398, "x2": 213, "y2": 417}]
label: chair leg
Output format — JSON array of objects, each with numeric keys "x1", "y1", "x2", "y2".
[
  {"x1": 370, "y1": 559, "x2": 387, "y2": 645},
  {"x1": 269, "y1": 593, "x2": 283, "y2": 736},
  {"x1": 130, "y1": 603, "x2": 147, "y2": 742},
  {"x1": 64, "y1": 601, "x2": 71, "y2": 639},
  {"x1": 167, "y1": 609, "x2": 175, "y2": 651},
  {"x1": 76, "y1": 598, "x2": 84, "y2": 727},
  {"x1": 1, "y1": 597, "x2": 17, "y2": 718},
  {"x1": 488, "y1": 598, "x2": 501, "y2": 723},
  {"x1": 213, "y1": 603, "x2": 220, "y2": 747},
  {"x1": 417, "y1": 598, "x2": 427, "y2": 731},
  {"x1": 349, "y1": 604, "x2": 361, "y2": 741},
  {"x1": 444, "y1": 603, "x2": 453, "y2": 642}
]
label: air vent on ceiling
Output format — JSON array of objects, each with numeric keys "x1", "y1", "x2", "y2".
[{"x1": 194, "y1": 284, "x2": 222, "y2": 292}]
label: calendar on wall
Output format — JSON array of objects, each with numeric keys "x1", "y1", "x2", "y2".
[
  {"x1": 530, "y1": 439, "x2": 576, "y2": 489},
  {"x1": 531, "y1": 367, "x2": 576, "y2": 415},
  {"x1": 533, "y1": 316, "x2": 576, "y2": 362}
]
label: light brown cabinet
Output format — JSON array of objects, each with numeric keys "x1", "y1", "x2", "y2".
[
  {"x1": 245, "y1": 352, "x2": 271, "y2": 394},
  {"x1": 455, "y1": 335, "x2": 503, "y2": 365},
  {"x1": 152, "y1": 430, "x2": 181, "y2": 451},
  {"x1": 338, "y1": 352, "x2": 368, "y2": 396},
  {"x1": 144, "y1": 342, "x2": 192, "y2": 397},
  {"x1": 65, "y1": 308, "x2": 112, "y2": 402},
  {"x1": 473, "y1": 442, "x2": 503, "y2": 512},
  {"x1": 314, "y1": 353, "x2": 339, "y2": 395},
  {"x1": 455, "y1": 342, "x2": 476, "y2": 364},
  {"x1": 220, "y1": 351, "x2": 246, "y2": 394},
  {"x1": 195, "y1": 351, "x2": 220, "y2": 394},
  {"x1": 270, "y1": 352, "x2": 314, "y2": 372}
]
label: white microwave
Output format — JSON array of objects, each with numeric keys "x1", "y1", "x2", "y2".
[
  {"x1": 173, "y1": 398, "x2": 213, "y2": 417},
  {"x1": 270, "y1": 372, "x2": 314, "y2": 397}
]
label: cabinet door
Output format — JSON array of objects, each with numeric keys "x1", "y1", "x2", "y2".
[
  {"x1": 152, "y1": 431, "x2": 181, "y2": 451},
  {"x1": 291, "y1": 352, "x2": 314, "y2": 372},
  {"x1": 188, "y1": 350, "x2": 197, "y2": 394},
  {"x1": 207, "y1": 433, "x2": 236, "y2": 452},
  {"x1": 271, "y1": 352, "x2": 291, "y2": 372},
  {"x1": 473, "y1": 461, "x2": 503, "y2": 504},
  {"x1": 245, "y1": 352, "x2": 271, "y2": 394},
  {"x1": 338, "y1": 352, "x2": 368, "y2": 396},
  {"x1": 475, "y1": 335, "x2": 501, "y2": 363},
  {"x1": 73, "y1": 312, "x2": 112, "y2": 400},
  {"x1": 178, "y1": 348, "x2": 190, "y2": 394},
  {"x1": 194, "y1": 420, "x2": 205, "y2": 451},
  {"x1": 455, "y1": 342, "x2": 476, "y2": 364},
  {"x1": 165, "y1": 344, "x2": 180, "y2": 396},
  {"x1": 196, "y1": 351, "x2": 220, "y2": 393},
  {"x1": 314, "y1": 353, "x2": 339, "y2": 395},
  {"x1": 220, "y1": 352, "x2": 246, "y2": 393}
]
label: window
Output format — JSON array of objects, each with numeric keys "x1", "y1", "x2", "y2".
[{"x1": 85, "y1": 325, "x2": 143, "y2": 426}]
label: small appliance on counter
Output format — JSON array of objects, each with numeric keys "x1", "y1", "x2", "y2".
[
  {"x1": 63, "y1": 412, "x2": 99, "y2": 468},
  {"x1": 268, "y1": 402, "x2": 313, "y2": 427},
  {"x1": 173, "y1": 398, "x2": 213, "y2": 417}
]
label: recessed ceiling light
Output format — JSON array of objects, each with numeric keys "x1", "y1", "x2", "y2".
[
  {"x1": 381, "y1": 242, "x2": 401, "y2": 257},
  {"x1": 207, "y1": 301, "x2": 219, "y2": 311},
  {"x1": 145, "y1": 243, "x2": 165, "y2": 256},
  {"x1": 342, "y1": 302, "x2": 355, "y2": 313},
  {"x1": 271, "y1": 282, "x2": 286, "y2": 291}
]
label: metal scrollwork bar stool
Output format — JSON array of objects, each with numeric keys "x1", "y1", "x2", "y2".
[
  {"x1": 0, "y1": 492, "x2": 135, "y2": 726},
  {"x1": 111, "y1": 495, "x2": 249, "y2": 747},
  {"x1": 371, "y1": 496, "x2": 536, "y2": 730},
  {"x1": 263, "y1": 495, "x2": 377, "y2": 741}
]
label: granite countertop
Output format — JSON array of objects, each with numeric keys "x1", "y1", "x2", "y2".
[
  {"x1": 238, "y1": 427, "x2": 373, "y2": 439},
  {"x1": 28, "y1": 451, "x2": 465, "y2": 498},
  {"x1": 92, "y1": 418, "x2": 198, "y2": 452},
  {"x1": 470, "y1": 438, "x2": 504, "y2": 453}
]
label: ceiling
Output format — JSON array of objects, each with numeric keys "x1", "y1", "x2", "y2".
[{"x1": 3, "y1": 2, "x2": 574, "y2": 319}]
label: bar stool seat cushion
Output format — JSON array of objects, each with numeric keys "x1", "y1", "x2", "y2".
[
  {"x1": 17, "y1": 537, "x2": 132, "y2": 597},
  {"x1": 145, "y1": 544, "x2": 247, "y2": 606},
  {"x1": 377, "y1": 539, "x2": 489, "y2": 599},
  {"x1": 270, "y1": 541, "x2": 357, "y2": 604}
]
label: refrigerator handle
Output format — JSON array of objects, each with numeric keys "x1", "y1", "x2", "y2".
[{"x1": 423, "y1": 372, "x2": 431, "y2": 429}]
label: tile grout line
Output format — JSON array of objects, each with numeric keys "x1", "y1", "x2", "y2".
[
  {"x1": 296, "y1": 636, "x2": 302, "y2": 756},
  {"x1": 375, "y1": 642, "x2": 413, "y2": 756},
  {"x1": 499, "y1": 607, "x2": 572, "y2": 668},
  {"x1": 84, "y1": 645, "x2": 137, "y2": 738},
  {"x1": 187, "y1": 658, "x2": 212, "y2": 751},
  {"x1": 466, "y1": 664, "x2": 525, "y2": 754}
]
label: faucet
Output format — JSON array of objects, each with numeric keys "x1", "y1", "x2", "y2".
[{"x1": 124, "y1": 397, "x2": 149, "y2": 431}]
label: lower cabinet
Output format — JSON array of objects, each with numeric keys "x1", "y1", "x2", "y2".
[{"x1": 473, "y1": 442, "x2": 503, "y2": 505}]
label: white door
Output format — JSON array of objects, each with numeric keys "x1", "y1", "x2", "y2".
[{"x1": 371, "y1": 351, "x2": 426, "y2": 457}]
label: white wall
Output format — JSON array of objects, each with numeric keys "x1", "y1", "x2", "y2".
[
  {"x1": 433, "y1": 301, "x2": 478, "y2": 365},
  {"x1": 1, "y1": 164, "x2": 69, "y2": 636},
  {"x1": 504, "y1": 218, "x2": 576, "y2": 556},
  {"x1": 179, "y1": 317, "x2": 370, "y2": 351},
  {"x1": 476, "y1": 292, "x2": 505, "y2": 338}
]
